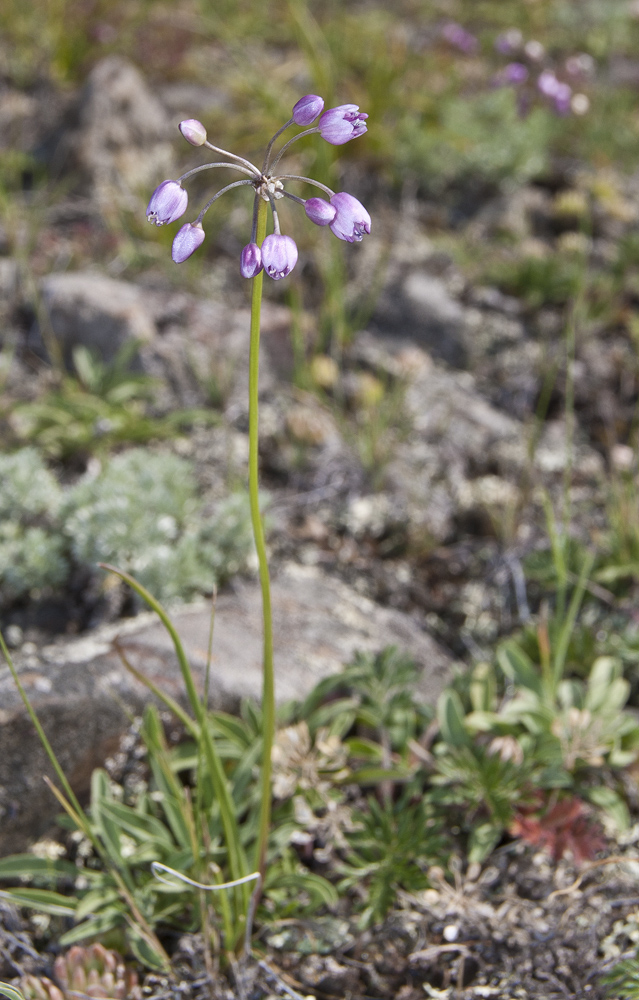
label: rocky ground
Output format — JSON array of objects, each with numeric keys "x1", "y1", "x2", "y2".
[{"x1": 2, "y1": 46, "x2": 639, "y2": 1000}]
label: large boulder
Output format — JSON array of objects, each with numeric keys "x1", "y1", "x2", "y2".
[{"x1": 0, "y1": 562, "x2": 453, "y2": 853}]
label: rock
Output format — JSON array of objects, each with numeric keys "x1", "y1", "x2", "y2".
[
  {"x1": 372, "y1": 269, "x2": 468, "y2": 367},
  {"x1": 75, "y1": 57, "x2": 175, "y2": 211},
  {"x1": 0, "y1": 563, "x2": 452, "y2": 853},
  {"x1": 37, "y1": 272, "x2": 156, "y2": 363}
]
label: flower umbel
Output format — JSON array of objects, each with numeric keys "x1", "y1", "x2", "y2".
[{"x1": 147, "y1": 95, "x2": 370, "y2": 279}]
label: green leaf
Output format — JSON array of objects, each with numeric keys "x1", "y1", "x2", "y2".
[
  {"x1": 59, "y1": 908, "x2": 124, "y2": 945},
  {"x1": 437, "y1": 690, "x2": 470, "y2": 748},
  {"x1": 468, "y1": 823, "x2": 502, "y2": 863},
  {"x1": 0, "y1": 854, "x2": 79, "y2": 880},
  {"x1": 497, "y1": 642, "x2": 543, "y2": 696},
  {"x1": 0, "y1": 984, "x2": 27, "y2": 1000},
  {"x1": 0, "y1": 887, "x2": 78, "y2": 915},
  {"x1": 126, "y1": 924, "x2": 168, "y2": 971},
  {"x1": 74, "y1": 887, "x2": 121, "y2": 922},
  {"x1": 348, "y1": 766, "x2": 411, "y2": 785},
  {"x1": 585, "y1": 786, "x2": 630, "y2": 832},
  {"x1": 99, "y1": 799, "x2": 174, "y2": 849}
]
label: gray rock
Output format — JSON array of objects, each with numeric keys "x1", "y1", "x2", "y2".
[
  {"x1": 372, "y1": 269, "x2": 468, "y2": 367},
  {"x1": 0, "y1": 563, "x2": 452, "y2": 853},
  {"x1": 75, "y1": 56, "x2": 175, "y2": 210},
  {"x1": 38, "y1": 272, "x2": 156, "y2": 363}
]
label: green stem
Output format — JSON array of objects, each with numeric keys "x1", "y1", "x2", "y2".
[{"x1": 250, "y1": 197, "x2": 275, "y2": 879}]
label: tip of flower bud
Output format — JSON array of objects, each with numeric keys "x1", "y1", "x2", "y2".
[
  {"x1": 146, "y1": 180, "x2": 188, "y2": 226},
  {"x1": 318, "y1": 105, "x2": 368, "y2": 145},
  {"x1": 292, "y1": 94, "x2": 325, "y2": 126},
  {"x1": 240, "y1": 242, "x2": 263, "y2": 279},
  {"x1": 172, "y1": 222, "x2": 205, "y2": 263},
  {"x1": 305, "y1": 197, "x2": 337, "y2": 227},
  {"x1": 179, "y1": 119, "x2": 208, "y2": 146},
  {"x1": 261, "y1": 234, "x2": 298, "y2": 280}
]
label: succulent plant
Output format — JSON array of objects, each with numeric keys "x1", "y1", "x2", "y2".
[{"x1": 20, "y1": 945, "x2": 140, "y2": 1000}]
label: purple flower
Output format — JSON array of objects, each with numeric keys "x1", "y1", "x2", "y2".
[
  {"x1": 494, "y1": 62, "x2": 529, "y2": 86},
  {"x1": 537, "y1": 70, "x2": 561, "y2": 98},
  {"x1": 329, "y1": 192, "x2": 371, "y2": 243},
  {"x1": 304, "y1": 197, "x2": 337, "y2": 226},
  {"x1": 318, "y1": 104, "x2": 368, "y2": 145},
  {"x1": 146, "y1": 180, "x2": 188, "y2": 226},
  {"x1": 172, "y1": 223, "x2": 205, "y2": 263},
  {"x1": 179, "y1": 119, "x2": 207, "y2": 146},
  {"x1": 240, "y1": 242, "x2": 263, "y2": 278},
  {"x1": 261, "y1": 234, "x2": 298, "y2": 279},
  {"x1": 441, "y1": 22, "x2": 478, "y2": 54},
  {"x1": 292, "y1": 95, "x2": 325, "y2": 126}
]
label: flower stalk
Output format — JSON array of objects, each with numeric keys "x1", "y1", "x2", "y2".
[{"x1": 248, "y1": 196, "x2": 275, "y2": 879}]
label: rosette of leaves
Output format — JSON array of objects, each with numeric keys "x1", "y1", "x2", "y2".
[
  {"x1": 17, "y1": 944, "x2": 139, "y2": 1000},
  {"x1": 0, "y1": 449, "x2": 68, "y2": 603}
]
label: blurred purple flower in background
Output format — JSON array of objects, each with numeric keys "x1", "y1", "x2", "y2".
[
  {"x1": 442, "y1": 21, "x2": 478, "y2": 54},
  {"x1": 490, "y1": 26, "x2": 593, "y2": 119}
]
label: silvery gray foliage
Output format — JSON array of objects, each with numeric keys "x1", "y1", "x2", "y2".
[
  {"x1": 62, "y1": 449, "x2": 256, "y2": 603},
  {"x1": 0, "y1": 449, "x2": 68, "y2": 601},
  {"x1": 0, "y1": 447, "x2": 255, "y2": 607}
]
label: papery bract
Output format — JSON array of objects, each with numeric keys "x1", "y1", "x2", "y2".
[
  {"x1": 172, "y1": 223, "x2": 205, "y2": 263},
  {"x1": 329, "y1": 192, "x2": 371, "y2": 243},
  {"x1": 179, "y1": 119, "x2": 207, "y2": 146},
  {"x1": 305, "y1": 197, "x2": 337, "y2": 226},
  {"x1": 146, "y1": 180, "x2": 188, "y2": 226},
  {"x1": 318, "y1": 104, "x2": 368, "y2": 145},
  {"x1": 240, "y1": 242, "x2": 263, "y2": 278},
  {"x1": 261, "y1": 234, "x2": 298, "y2": 279},
  {"x1": 292, "y1": 95, "x2": 325, "y2": 126}
]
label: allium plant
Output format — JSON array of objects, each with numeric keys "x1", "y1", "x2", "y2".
[
  {"x1": 146, "y1": 94, "x2": 370, "y2": 273},
  {"x1": 146, "y1": 96, "x2": 370, "y2": 893},
  {"x1": 492, "y1": 31, "x2": 593, "y2": 117}
]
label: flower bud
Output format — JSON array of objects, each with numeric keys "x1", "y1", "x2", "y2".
[
  {"x1": 240, "y1": 242, "x2": 263, "y2": 278},
  {"x1": 146, "y1": 180, "x2": 188, "y2": 226},
  {"x1": 172, "y1": 223, "x2": 205, "y2": 263},
  {"x1": 329, "y1": 192, "x2": 371, "y2": 243},
  {"x1": 304, "y1": 197, "x2": 336, "y2": 226},
  {"x1": 179, "y1": 119, "x2": 207, "y2": 146},
  {"x1": 318, "y1": 104, "x2": 368, "y2": 145},
  {"x1": 261, "y1": 234, "x2": 298, "y2": 280},
  {"x1": 292, "y1": 95, "x2": 325, "y2": 126}
]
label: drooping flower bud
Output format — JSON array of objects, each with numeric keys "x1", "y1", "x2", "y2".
[
  {"x1": 240, "y1": 242, "x2": 263, "y2": 278},
  {"x1": 261, "y1": 234, "x2": 298, "y2": 279},
  {"x1": 146, "y1": 180, "x2": 188, "y2": 226},
  {"x1": 179, "y1": 119, "x2": 207, "y2": 146},
  {"x1": 329, "y1": 192, "x2": 371, "y2": 243},
  {"x1": 318, "y1": 105, "x2": 368, "y2": 145},
  {"x1": 292, "y1": 95, "x2": 325, "y2": 126},
  {"x1": 172, "y1": 223, "x2": 205, "y2": 263},
  {"x1": 304, "y1": 197, "x2": 337, "y2": 226}
]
